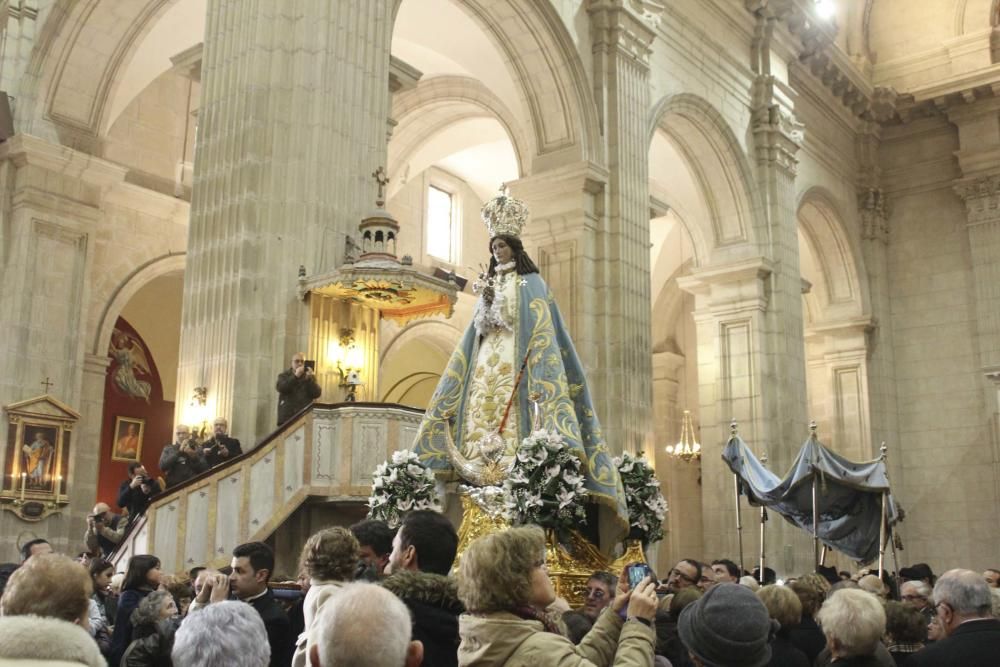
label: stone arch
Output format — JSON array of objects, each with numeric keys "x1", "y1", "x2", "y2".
[
  {"x1": 380, "y1": 318, "x2": 462, "y2": 365},
  {"x1": 392, "y1": 0, "x2": 602, "y2": 168},
  {"x1": 795, "y1": 188, "x2": 868, "y2": 324},
  {"x1": 19, "y1": 0, "x2": 181, "y2": 151},
  {"x1": 92, "y1": 253, "x2": 186, "y2": 357},
  {"x1": 389, "y1": 76, "x2": 532, "y2": 197},
  {"x1": 648, "y1": 94, "x2": 759, "y2": 263}
]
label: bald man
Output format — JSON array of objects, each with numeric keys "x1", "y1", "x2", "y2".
[{"x1": 84, "y1": 502, "x2": 125, "y2": 557}]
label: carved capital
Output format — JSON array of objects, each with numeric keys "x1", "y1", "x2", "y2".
[
  {"x1": 588, "y1": 0, "x2": 657, "y2": 66},
  {"x1": 751, "y1": 76, "x2": 803, "y2": 175},
  {"x1": 858, "y1": 187, "x2": 889, "y2": 243},
  {"x1": 954, "y1": 174, "x2": 1000, "y2": 226}
]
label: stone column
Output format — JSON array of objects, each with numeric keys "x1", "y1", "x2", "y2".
[
  {"x1": 585, "y1": 0, "x2": 656, "y2": 455},
  {"x1": 804, "y1": 320, "x2": 874, "y2": 462},
  {"x1": 178, "y1": 0, "x2": 394, "y2": 441},
  {"x1": 678, "y1": 258, "x2": 775, "y2": 568},
  {"x1": 856, "y1": 122, "x2": 900, "y2": 471},
  {"x1": 0, "y1": 1, "x2": 39, "y2": 109}
]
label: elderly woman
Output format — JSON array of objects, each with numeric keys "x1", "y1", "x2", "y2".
[
  {"x1": 121, "y1": 590, "x2": 181, "y2": 667},
  {"x1": 757, "y1": 585, "x2": 809, "y2": 667},
  {"x1": 883, "y1": 600, "x2": 926, "y2": 666},
  {"x1": 456, "y1": 525, "x2": 657, "y2": 666},
  {"x1": 815, "y1": 588, "x2": 887, "y2": 666}
]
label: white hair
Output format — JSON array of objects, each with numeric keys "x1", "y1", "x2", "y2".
[
  {"x1": 171, "y1": 601, "x2": 270, "y2": 667},
  {"x1": 816, "y1": 588, "x2": 886, "y2": 657},
  {"x1": 901, "y1": 580, "x2": 932, "y2": 599},
  {"x1": 934, "y1": 569, "x2": 993, "y2": 616},
  {"x1": 309, "y1": 582, "x2": 412, "y2": 667}
]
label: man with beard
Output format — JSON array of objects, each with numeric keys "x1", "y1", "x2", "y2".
[{"x1": 382, "y1": 510, "x2": 462, "y2": 667}]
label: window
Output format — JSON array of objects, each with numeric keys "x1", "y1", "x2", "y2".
[{"x1": 426, "y1": 185, "x2": 458, "y2": 263}]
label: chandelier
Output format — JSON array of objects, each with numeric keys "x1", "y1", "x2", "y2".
[{"x1": 666, "y1": 410, "x2": 701, "y2": 462}]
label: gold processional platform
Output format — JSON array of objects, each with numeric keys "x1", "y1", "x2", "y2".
[{"x1": 453, "y1": 494, "x2": 646, "y2": 607}]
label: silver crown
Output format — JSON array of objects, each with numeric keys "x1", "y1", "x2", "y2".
[{"x1": 481, "y1": 185, "x2": 529, "y2": 238}]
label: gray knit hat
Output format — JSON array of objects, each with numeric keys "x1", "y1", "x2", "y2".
[{"x1": 678, "y1": 582, "x2": 776, "y2": 667}]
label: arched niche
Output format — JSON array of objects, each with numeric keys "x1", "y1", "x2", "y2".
[{"x1": 648, "y1": 94, "x2": 760, "y2": 266}]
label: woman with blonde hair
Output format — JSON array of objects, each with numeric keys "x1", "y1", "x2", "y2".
[
  {"x1": 456, "y1": 525, "x2": 657, "y2": 666},
  {"x1": 290, "y1": 527, "x2": 361, "y2": 666},
  {"x1": 757, "y1": 585, "x2": 809, "y2": 667}
]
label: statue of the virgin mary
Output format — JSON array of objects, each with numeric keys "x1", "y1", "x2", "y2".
[{"x1": 413, "y1": 187, "x2": 628, "y2": 534}]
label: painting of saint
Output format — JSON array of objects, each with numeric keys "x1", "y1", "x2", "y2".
[
  {"x1": 109, "y1": 328, "x2": 153, "y2": 402},
  {"x1": 22, "y1": 427, "x2": 56, "y2": 489},
  {"x1": 112, "y1": 417, "x2": 144, "y2": 462}
]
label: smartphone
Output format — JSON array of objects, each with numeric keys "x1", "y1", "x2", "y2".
[
  {"x1": 304, "y1": 360, "x2": 316, "y2": 372},
  {"x1": 626, "y1": 563, "x2": 656, "y2": 590}
]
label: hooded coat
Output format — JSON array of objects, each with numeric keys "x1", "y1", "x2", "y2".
[
  {"x1": 382, "y1": 570, "x2": 465, "y2": 667},
  {"x1": 0, "y1": 615, "x2": 107, "y2": 667},
  {"x1": 457, "y1": 606, "x2": 654, "y2": 667}
]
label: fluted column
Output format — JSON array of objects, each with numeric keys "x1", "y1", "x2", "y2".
[
  {"x1": 178, "y1": 0, "x2": 393, "y2": 441},
  {"x1": 586, "y1": 0, "x2": 656, "y2": 455}
]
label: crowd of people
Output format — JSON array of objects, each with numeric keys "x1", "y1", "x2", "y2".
[{"x1": 2, "y1": 513, "x2": 1000, "y2": 666}]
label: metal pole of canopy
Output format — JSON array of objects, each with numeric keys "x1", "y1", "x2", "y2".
[
  {"x1": 759, "y1": 451, "x2": 768, "y2": 584},
  {"x1": 809, "y1": 421, "x2": 820, "y2": 572},
  {"x1": 877, "y1": 442, "x2": 889, "y2": 580},
  {"x1": 813, "y1": 475, "x2": 820, "y2": 572},
  {"x1": 731, "y1": 420, "x2": 745, "y2": 575}
]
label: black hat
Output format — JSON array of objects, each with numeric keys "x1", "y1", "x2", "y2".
[{"x1": 899, "y1": 563, "x2": 935, "y2": 582}]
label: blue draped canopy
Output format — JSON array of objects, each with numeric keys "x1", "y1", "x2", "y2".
[{"x1": 722, "y1": 433, "x2": 898, "y2": 562}]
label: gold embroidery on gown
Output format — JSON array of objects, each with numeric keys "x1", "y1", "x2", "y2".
[{"x1": 462, "y1": 270, "x2": 519, "y2": 460}]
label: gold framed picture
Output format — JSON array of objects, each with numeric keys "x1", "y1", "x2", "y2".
[{"x1": 112, "y1": 416, "x2": 145, "y2": 462}]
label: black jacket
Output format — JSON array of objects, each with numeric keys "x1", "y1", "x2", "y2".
[
  {"x1": 158, "y1": 443, "x2": 208, "y2": 487},
  {"x1": 249, "y1": 589, "x2": 294, "y2": 667},
  {"x1": 203, "y1": 434, "x2": 243, "y2": 466},
  {"x1": 382, "y1": 570, "x2": 463, "y2": 667},
  {"x1": 768, "y1": 633, "x2": 810, "y2": 667},
  {"x1": 122, "y1": 616, "x2": 181, "y2": 667},
  {"x1": 906, "y1": 618, "x2": 1000, "y2": 667},
  {"x1": 118, "y1": 478, "x2": 162, "y2": 521},
  {"x1": 275, "y1": 369, "x2": 321, "y2": 426},
  {"x1": 788, "y1": 614, "x2": 826, "y2": 665}
]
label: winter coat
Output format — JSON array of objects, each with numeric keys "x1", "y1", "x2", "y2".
[
  {"x1": 275, "y1": 369, "x2": 321, "y2": 426},
  {"x1": 457, "y1": 605, "x2": 654, "y2": 667},
  {"x1": 382, "y1": 570, "x2": 464, "y2": 667},
  {"x1": 122, "y1": 616, "x2": 181, "y2": 667},
  {"x1": 0, "y1": 615, "x2": 106, "y2": 667}
]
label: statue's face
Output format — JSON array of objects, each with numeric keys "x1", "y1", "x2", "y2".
[{"x1": 491, "y1": 238, "x2": 513, "y2": 264}]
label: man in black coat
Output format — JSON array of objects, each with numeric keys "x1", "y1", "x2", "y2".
[
  {"x1": 117, "y1": 463, "x2": 162, "y2": 525},
  {"x1": 382, "y1": 510, "x2": 462, "y2": 667},
  {"x1": 275, "y1": 353, "x2": 322, "y2": 426},
  {"x1": 202, "y1": 417, "x2": 243, "y2": 466},
  {"x1": 908, "y1": 569, "x2": 1000, "y2": 667},
  {"x1": 229, "y1": 541, "x2": 293, "y2": 667}
]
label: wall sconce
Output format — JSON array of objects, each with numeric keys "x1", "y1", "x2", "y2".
[
  {"x1": 327, "y1": 328, "x2": 364, "y2": 402},
  {"x1": 189, "y1": 386, "x2": 209, "y2": 438}
]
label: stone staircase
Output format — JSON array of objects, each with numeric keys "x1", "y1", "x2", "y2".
[{"x1": 111, "y1": 402, "x2": 423, "y2": 573}]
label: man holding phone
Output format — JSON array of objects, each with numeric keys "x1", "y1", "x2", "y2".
[{"x1": 275, "y1": 352, "x2": 322, "y2": 426}]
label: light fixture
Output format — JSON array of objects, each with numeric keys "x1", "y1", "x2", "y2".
[
  {"x1": 814, "y1": 0, "x2": 836, "y2": 20},
  {"x1": 328, "y1": 328, "x2": 365, "y2": 402},
  {"x1": 189, "y1": 386, "x2": 209, "y2": 439},
  {"x1": 666, "y1": 410, "x2": 702, "y2": 462}
]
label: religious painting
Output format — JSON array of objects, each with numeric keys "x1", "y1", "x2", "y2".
[
  {"x1": 2, "y1": 395, "x2": 78, "y2": 521},
  {"x1": 112, "y1": 416, "x2": 144, "y2": 462},
  {"x1": 20, "y1": 424, "x2": 58, "y2": 492}
]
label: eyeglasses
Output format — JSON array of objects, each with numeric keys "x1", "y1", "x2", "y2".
[
  {"x1": 669, "y1": 568, "x2": 697, "y2": 583},
  {"x1": 584, "y1": 587, "x2": 607, "y2": 599},
  {"x1": 901, "y1": 595, "x2": 926, "y2": 601}
]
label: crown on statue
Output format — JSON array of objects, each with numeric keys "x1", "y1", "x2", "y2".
[{"x1": 481, "y1": 185, "x2": 529, "y2": 238}]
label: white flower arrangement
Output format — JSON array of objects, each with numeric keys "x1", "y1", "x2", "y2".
[
  {"x1": 367, "y1": 449, "x2": 440, "y2": 528},
  {"x1": 503, "y1": 429, "x2": 587, "y2": 535},
  {"x1": 615, "y1": 452, "x2": 668, "y2": 545}
]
